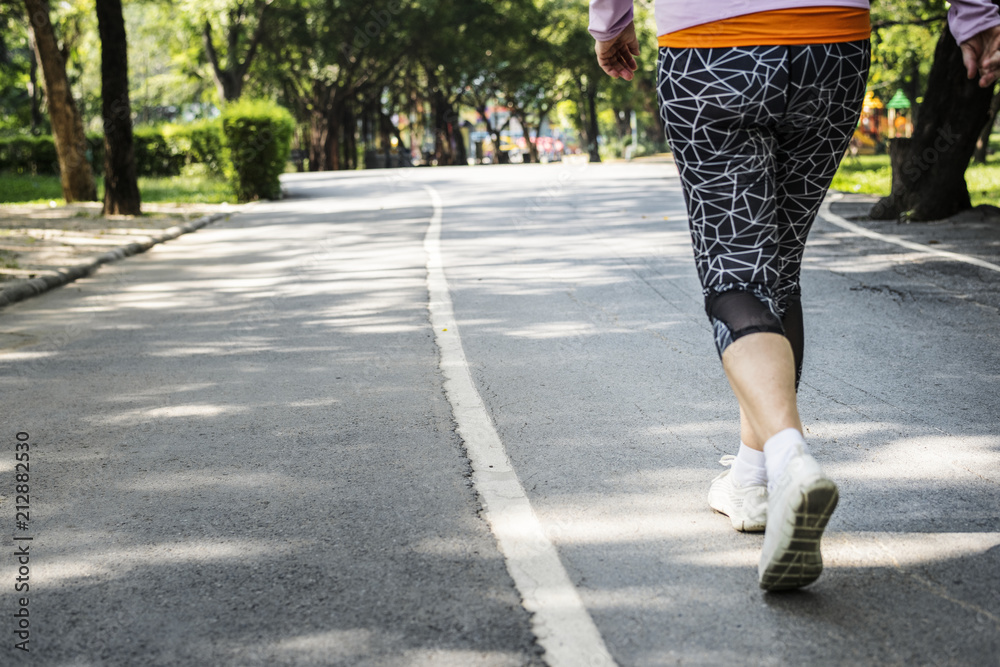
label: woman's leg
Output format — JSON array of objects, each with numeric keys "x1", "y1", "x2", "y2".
[
  {"x1": 658, "y1": 45, "x2": 792, "y2": 532},
  {"x1": 659, "y1": 41, "x2": 869, "y2": 589},
  {"x1": 755, "y1": 40, "x2": 871, "y2": 591}
]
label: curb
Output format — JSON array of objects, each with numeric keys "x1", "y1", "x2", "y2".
[{"x1": 0, "y1": 210, "x2": 232, "y2": 310}]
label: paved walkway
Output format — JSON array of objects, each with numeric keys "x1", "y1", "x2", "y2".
[{"x1": 1, "y1": 164, "x2": 997, "y2": 665}]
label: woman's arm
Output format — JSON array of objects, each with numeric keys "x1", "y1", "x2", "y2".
[
  {"x1": 949, "y1": 0, "x2": 1000, "y2": 45},
  {"x1": 588, "y1": 0, "x2": 635, "y2": 41},
  {"x1": 950, "y1": 0, "x2": 1000, "y2": 86}
]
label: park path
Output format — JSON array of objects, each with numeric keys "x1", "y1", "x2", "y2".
[{"x1": 1, "y1": 162, "x2": 998, "y2": 665}]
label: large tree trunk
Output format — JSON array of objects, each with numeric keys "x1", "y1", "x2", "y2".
[
  {"x1": 25, "y1": 0, "x2": 97, "y2": 202},
  {"x1": 972, "y1": 92, "x2": 1000, "y2": 163},
  {"x1": 871, "y1": 21, "x2": 996, "y2": 221},
  {"x1": 96, "y1": 0, "x2": 140, "y2": 216}
]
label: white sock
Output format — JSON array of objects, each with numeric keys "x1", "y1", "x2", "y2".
[
  {"x1": 763, "y1": 428, "x2": 808, "y2": 492},
  {"x1": 730, "y1": 442, "x2": 768, "y2": 488}
]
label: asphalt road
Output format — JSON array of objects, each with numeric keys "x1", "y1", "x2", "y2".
[{"x1": 1, "y1": 162, "x2": 997, "y2": 666}]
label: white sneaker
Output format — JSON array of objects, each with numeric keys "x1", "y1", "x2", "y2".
[
  {"x1": 708, "y1": 456, "x2": 767, "y2": 532},
  {"x1": 758, "y1": 446, "x2": 838, "y2": 591}
]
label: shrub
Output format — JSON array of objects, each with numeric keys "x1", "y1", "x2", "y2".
[
  {"x1": 0, "y1": 136, "x2": 58, "y2": 175},
  {"x1": 163, "y1": 119, "x2": 225, "y2": 175},
  {"x1": 132, "y1": 127, "x2": 183, "y2": 177},
  {"x1": 220, "y1": 100, "x2": 294, "y2": 202},
  {"x1": 86, "y1": 133, "x2": 105, "y2": 175}
]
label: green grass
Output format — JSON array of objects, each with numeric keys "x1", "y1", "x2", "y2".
[
  {"x1": 832, "y1": 151, "x2": 1000, "y2": 208},
  {"x1": 0, "y1": 249, "x2": 19, "y2": 269},
  {"x1": 0, "y1": 171, "x2": 234, "y2": 206},
  {"x1": 0, "y1": 173, "x2": 65, "y2": 204},
  {"x1": 137, "y1": 171, "x2": 234, "y2": 204},
  {"x1": 831, "y1": 154, "x2": 893, "y2": 196}
]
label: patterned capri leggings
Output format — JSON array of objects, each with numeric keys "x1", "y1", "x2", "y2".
[{"x1": 657, "y1": 41, "x2": 870, "y2": 382}]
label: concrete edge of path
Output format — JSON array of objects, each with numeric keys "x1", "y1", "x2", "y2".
[
  {"x1": 0, "y1": 209, "x2": 235, "y2": 311},
  {"x1": 819, "y1": 193, "x2": 1000, "y2": 274}
]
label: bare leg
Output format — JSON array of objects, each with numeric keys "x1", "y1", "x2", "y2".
[
  {"x1": 740, "y1": 407, "x2": 763, "y2": 451},
  {"x1": 723, "y1": 332, "x2": 803, "y2": 446}
]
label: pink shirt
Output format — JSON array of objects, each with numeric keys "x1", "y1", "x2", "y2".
[{"x1": 588, "y1": 0, "x2": 1000, "y2": 46}]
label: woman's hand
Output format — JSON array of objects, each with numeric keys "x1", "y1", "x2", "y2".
[
  {"x1": 961, "y1": 24, "x2": 1000, "y2": 87},
  {"x1": 595, "y1": 21, "x2": 640, "y2": 81}
]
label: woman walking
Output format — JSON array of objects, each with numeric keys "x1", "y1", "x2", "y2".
[{"x1": 588, "y1": 0, "x2": 1000, "y2": 590}]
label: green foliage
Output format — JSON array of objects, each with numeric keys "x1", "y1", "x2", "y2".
[
  {"x1": 163, "y1": 119, "x2": 226, "y2": 175},
  {"x1": 132, "y1": 127, "x2": 184, "y2": 177},
  {"x1": 0, "y1": 136, "x2": 59, "y2": 175},
  {"x1": 220, "y1": 99, "x2": 293, "y2": 202},
  {"x1": 1, "y1": 125, "x2": 227, "y2": 179}
]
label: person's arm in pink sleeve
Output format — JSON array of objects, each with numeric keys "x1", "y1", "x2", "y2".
[
  {"x1": 948, "y1": 0, "x2": 1000, "y2": 44},
  {"x1": 949, "y1": 0, "x2": 1000, "y2": 87},
  {"x1": 588, "y1": 0, "x2": 634, "y2": 42}
]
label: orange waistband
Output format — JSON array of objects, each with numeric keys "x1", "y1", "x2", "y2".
[{"x1": 658, "y1": 7, "x2": 871, "y2": 48}]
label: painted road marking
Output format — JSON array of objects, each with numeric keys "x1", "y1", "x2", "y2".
[
  {"x1": 819, "y1": 195, "x2": 1000, "y2": 274},
  {"x1": 422, "y1": 184, "x2": 617, "y2": 667}
]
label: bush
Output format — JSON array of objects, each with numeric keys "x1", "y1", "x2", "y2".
[
  {"x1": 163, "y1": 119, "x2": 225, "y2": 176},
  {"x1": 86, "y1": 133, "x2": 105, "y2": 175},
  {"x1": 0, "y1": 136, "x2": 59, "y2": 175},
  {"x1": 133, "y1": 127, "x2": 183, "y2": 177},
  {"x1": 220, "y1": 100, "x2": 294, "y2": 202}
]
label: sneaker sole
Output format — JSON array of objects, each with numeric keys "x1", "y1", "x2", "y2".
[
  {"x1": 708, "y1": 486, "x2": 766, "y2": 533},
  {"x1": 759, "y1": 479, "x2": 838, "y2": 591},
  {"x1": 709, "y1": 501, "x2": 766, "y2": 532}
]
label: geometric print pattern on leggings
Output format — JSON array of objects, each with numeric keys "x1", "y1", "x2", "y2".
[{"x1": 657, "y1": 41, "x2": 870, "y2": 342}]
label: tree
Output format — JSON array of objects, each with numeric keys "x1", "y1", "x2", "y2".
[
  {"x1": 871, "y1": 16, "x2": 997, "y2": 221},
  {"x1": 202, "y1": 0, "x2": 272, "y2": 102},
  {"x1": 95, "y1": 0, "x2": 140, "y2": 215},
  {"x1": 23, "y1": 0, "x2": 96, "y2": 202}
]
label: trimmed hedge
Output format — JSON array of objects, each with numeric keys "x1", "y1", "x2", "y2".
[
  {"x1": 163, "y1": 119, "x2": 225, "y2": 175},
  {"x1": 0, "y1": 136, "x2": 59, "y2": 175},
  {"x1": 1, "y1": 122, "x2": 226, "y2": 178},
  {"x1": 221, "y1": 100, "x2": 294, "y2": 202},
  {"x1": 133, "y1": 127, "x2": 184, "y2": 177}
]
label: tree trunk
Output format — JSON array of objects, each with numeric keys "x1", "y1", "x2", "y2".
[
  {"x1": 202, "y1": 4, "x2": 267, "y2": 103},
  {"x1": 96, "y1": 0, "x2": 140, "y2": 216},
  {"x1": 323, "y1": 99, "x2": 343, "y2": 172},
  {"x1": 586, "y1": 86, "x2": 601, "y2": 163},
  {"x1": 27, "y1": 34, "x2": 43, "y2": 134},
  {"x1": 25, "y1": 0, "x2": 97, "y2": 202},
  {"x1": 871, "y1": 21, "x2": 996, "y2": 221},
  {"x1": 342, "y1": 104, "x2": 356, "y2": 170},
  {"x1": 432, "y1": 89, "x2": 457, "y2": 166},
  {"x1": 521, "y1": 116, "x2": 539, "y2": 164},
  {"x1": 309, "y1": 106, "x2": 328, "y2": 171},
  {"x1": 452, "y1": 117, "x2": 467, "y2": 166},
  {"x1": 204, "y1": 21, "x2": 241, "y2": 102},
  {"x1": 972, "y1": 92, "x2": 1000, "y2": 163}
]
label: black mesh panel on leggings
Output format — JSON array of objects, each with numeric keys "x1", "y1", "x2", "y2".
[
  {"x1": 707, "y1": 289, "x2": 785, "y2": 354},
  {"x1": 781, "y1": 292, "x2": 804, "y2": 388}
]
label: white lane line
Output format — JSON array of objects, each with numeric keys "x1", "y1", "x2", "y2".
[
  {"x1": 819, "y1": 195, "x2": 1000, "y2": 274},
  {"x1": 422, "y1": 184, "x2": 617, "y2": 667}
]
